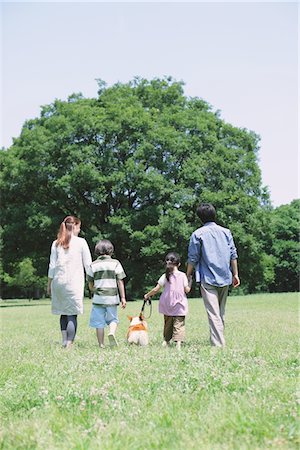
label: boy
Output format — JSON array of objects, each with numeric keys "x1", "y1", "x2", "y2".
[
  {"x1": 187, "y1": 203, "x2": 240, "y2": 347},
  {"x1": 87, "y1": 239, "x2": 126, "y2": 348}
]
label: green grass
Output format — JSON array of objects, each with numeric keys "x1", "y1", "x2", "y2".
[{"x1": 0, "y1": 293, "x2": 299, "y2": 449}]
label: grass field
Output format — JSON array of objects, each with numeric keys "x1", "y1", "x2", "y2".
[{"x1": 0, "y1": 293, "x2": 299, "y2": 449}]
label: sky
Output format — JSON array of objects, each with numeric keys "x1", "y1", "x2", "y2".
[{"x1": 1, "y1": 1, "x2": 298, "y2": 207}]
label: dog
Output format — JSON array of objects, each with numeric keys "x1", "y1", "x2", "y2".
[{"x1": 127, "y1": 315, "x2": 149, "y2": 346}]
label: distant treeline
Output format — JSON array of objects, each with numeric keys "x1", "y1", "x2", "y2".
[{"x1": 1, "y1": 77, "x2": 299, "y2": 298}]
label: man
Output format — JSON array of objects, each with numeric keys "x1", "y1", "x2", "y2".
[{"x1": 187, "y1": 203, "x2": 240, "y2": 347}]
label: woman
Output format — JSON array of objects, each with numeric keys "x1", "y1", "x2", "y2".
[{"x1": 47, "y1": 215, "x2": 92, "y2": 347}]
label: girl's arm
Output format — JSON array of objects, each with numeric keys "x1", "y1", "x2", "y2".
[
  {"x1": 184, "y1": 285, "x2": 191, "y2": 294},
  {"x1": 144, "y1": 284, "x2": 161, "y2": 300},
  {"x1": 184, "y1": 274, "x2": 192, "y2": 294}
]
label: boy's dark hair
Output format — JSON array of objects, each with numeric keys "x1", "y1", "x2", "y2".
[
  {"x1": 95, "y1": 239, "x2": 114, "y2": 256},
  {"x1": 165, "y1": 252, "x2": 181, "y2": 282},
  {"x1": 196, "y1": 203, "x2": 216, "y2": 223}
]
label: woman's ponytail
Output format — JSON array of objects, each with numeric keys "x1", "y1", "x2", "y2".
[{"x1": 56, "y1": 215, "x2": 80, "y2": 249}]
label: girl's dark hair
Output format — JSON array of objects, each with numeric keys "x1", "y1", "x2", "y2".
[
  {"x1": 56, "y1": 215, "x2": 81, "y2": 249},
  {"x1": 196, "y1": 203, "x2": 216, "y2": 223},
  {"x1": 165, "y1": 252, "x2": 181, "y2": 282},
  {"x1": 95, "y1": 239, "x2": 114, "y2": 256}
]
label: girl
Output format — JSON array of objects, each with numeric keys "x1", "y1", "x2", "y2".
[
  {"x1": 47, "y1": 215, "x2": 92, "y2": 348},
  {"x1": 144, "y1": 252, "x2": 191, "y2": 350}
]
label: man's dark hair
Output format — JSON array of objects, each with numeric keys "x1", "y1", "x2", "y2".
[
  {"x1": 196, "y1": 203, "x2": 216, "y2": 223},
  {"x1": 95, "y1": 239, "x2": 114, "y2": 256}
]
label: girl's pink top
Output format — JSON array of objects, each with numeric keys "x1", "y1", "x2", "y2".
[{"x1": 158, "y1": 271, "x2": 188, "y2": 316}]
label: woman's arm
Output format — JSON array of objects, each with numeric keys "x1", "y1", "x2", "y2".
[
  {"x1": 47, "y1": 278, "x2": 52, "y2": 296},
  {"x1": 82, "y1": 239, "x2": 92, "y2": 272},
  {"x1": 47, "y1": 242, "x2": 57, "y2": 295},
  {"x1": 48, "y1": 241, "x2": 57, "y2": 279}
]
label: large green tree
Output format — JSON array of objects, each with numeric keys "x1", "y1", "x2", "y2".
[
  {"x1": 269, "y1": 200, "x2": 299, "y2": 292},
  {"x1": 1, "y1": 77, "x2": 275, "y2": 297}
]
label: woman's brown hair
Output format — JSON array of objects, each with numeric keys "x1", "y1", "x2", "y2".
[{"x1": 56, "y1": 216, "x2": 81, "y2": 249}]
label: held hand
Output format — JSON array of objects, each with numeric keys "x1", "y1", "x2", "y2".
[
  {"x1": 144, "y1": 294, "x2": 149, "y2": 300},
  {"x1": 232, "y1": 275, "x2": 240, "y2": 288}
]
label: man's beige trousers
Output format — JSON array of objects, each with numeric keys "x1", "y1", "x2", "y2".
[{"x1": 200, "y1": 282, "x2": 229, "y2": 347}]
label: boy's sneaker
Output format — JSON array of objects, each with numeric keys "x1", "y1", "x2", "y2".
[{"x1": 108, "y1": 334, "x2": 118, "y2": 348}]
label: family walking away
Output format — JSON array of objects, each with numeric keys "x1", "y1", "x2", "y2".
[
  {"x1": 144, "y1": 252, "x2": 191, "y2": 351},
  {"x1": 187, "y1": 203, "x2": 240, "y2": 347},
  {"x1": 48, "y1": 203, "x2": 240, "y2": 350},
  {"x1": 47, "y1": 216, "x2": 92, "y2": 348},
  {"x1": 87, "y1": 239, "x2": 126, "y2": 348}
]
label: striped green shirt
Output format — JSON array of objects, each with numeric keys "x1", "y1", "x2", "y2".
[{"x1": 87, "y1": 256, "x2": 126, "y2": 305}]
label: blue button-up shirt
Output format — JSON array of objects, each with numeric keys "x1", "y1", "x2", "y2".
[{"x1": 188, "y1": 222, "x2": 238, "y2": 287}]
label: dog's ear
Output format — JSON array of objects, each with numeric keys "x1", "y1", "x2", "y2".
[{"x1": 127, "y1": 315, "x2": 133, "y2": 321}]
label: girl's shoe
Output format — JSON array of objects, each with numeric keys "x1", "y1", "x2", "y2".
[
  {"x1": 162, "y1": 340, "x2": 170, "y2": 347},
  {"x1": 176, "y1": 341, "x2": 181, "y2": 351},
  {"x1": 99, "y1": 344, "x2": 105, "y2": 349}
]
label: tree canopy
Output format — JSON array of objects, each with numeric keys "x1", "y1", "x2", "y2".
[
  {"x1": 269, "y1": 200, "x2": 300, "y2": 292},
  {"x1": 1, "y1": 77, "x2": 298, "y2": 298}
]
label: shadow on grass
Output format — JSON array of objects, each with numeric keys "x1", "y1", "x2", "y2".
[{"x1": 0, "y1": 301, "x2": 50, "y2": 308}]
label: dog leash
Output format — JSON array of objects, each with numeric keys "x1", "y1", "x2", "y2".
[{"x1": 139, "y1": 297, "x2": 152, "y2": 320}]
